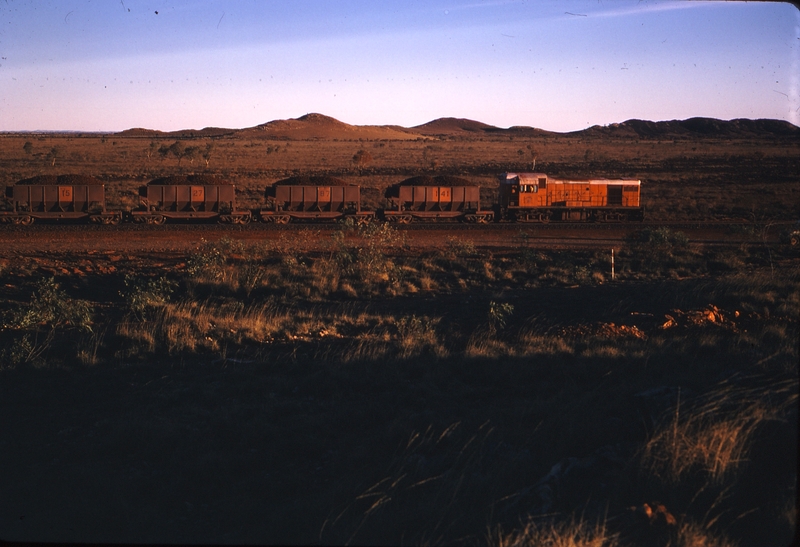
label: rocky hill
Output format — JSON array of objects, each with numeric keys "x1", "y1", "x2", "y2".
[{"x1": 116, "y1": 115, "x2": 799, "y2": 140}]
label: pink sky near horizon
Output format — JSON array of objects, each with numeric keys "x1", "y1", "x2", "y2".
[{"x1": 0, "y1": 0, "x2": 797, "y2": 132}]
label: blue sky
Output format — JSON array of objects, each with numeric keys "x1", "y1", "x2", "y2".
[{"x1": 0, "y1": 0, "x2": 797, "y2": 132}]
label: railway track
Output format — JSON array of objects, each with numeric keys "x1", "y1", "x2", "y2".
[
  {"x1": 0, "y1": 219, "x2": 786, "y2": 254},
  {"x1": 0, "y1": 218, "x2": 792, "y2": 233}
]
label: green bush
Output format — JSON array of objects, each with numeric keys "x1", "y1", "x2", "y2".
[
  {"x1": 7, "y1": 277, "x2": 93, "y2": 331},
  {"x1": 122, "y1": 274, "x2": 177, "y2": 317},
  {"x1": 331, "y1": 220, "x2": 406, "y2": 283},
  {"x1": 488, "y1": 301, "x2": 514, "y2": 333},
  {"x1": 0, "y1": 333, "x2": 52, "y2": 368},
  {"x1": 633, "y1": 227, "x2": 689, "y2": 252},
  {"x1": 186, "y1": 238, "x2": 244, "y2": 279}
]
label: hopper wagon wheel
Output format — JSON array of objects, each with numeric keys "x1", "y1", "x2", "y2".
[
  {"x1": 398, "y1": 215, "x2": 412, "y2": 224},
  {"x1": 152, "y1": 215, "x2": 166, "y2": 225},
  {"x1": 477, "y1": 214, "x2": 490, "y2": 224},
  {"x1": 108, "y1": 214, "x2": 122, "y2": 225},
  {"x1": 790, "y1": 234, "x2": 799, "y2": 247},
  {"x1": 18, "y1": 215, "x2": 34, "y2": 226},
  {"x1": 275, "y1": 215, "x2": 290, "y2": 225},
  {"x1": 238, "y1": 215, "x2": 251, "y2": 225}
]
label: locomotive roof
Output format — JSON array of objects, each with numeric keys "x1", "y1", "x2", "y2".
[
  {"x1": 16, "y1": 174, "x2": 102, "y2": 185},
  {"x1": 500, "y1": 172, "x2": 549, "y2": 182},
  {"x1": 501, "y1": 173, "x2": 640, "y2": 185}
]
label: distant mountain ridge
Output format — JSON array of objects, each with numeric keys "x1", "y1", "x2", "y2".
[
  {"x1": 576, "y1": 118, "x2": 800, "y2": 138},
  {"x1": 117, "y1": 127, "x2": 236, "y2": 138},
  {"x1": 114, "y1": 114, "x2": 799, "y2": 139}
]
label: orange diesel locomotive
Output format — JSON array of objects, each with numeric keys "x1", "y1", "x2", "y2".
[{"x1": 497, "y1": 172, "x2": 643, "y2": 222}]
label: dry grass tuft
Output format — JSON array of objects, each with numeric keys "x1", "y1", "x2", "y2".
[
  {"x1": 641, "y1": 377, "x2": 797, "y2": 484},
  {"x1": 666, "y1": 521, "x2": 738, "y2": 547},
  {"x1": 490, "y1": 517, "x2": 619, "y2": 547}
]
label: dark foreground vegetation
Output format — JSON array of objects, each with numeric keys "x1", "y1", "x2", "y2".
[{"x1": 0, "y1": 225, "x2": 797, "y2": 546}]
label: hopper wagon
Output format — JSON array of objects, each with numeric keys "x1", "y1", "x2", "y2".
[
  {"x1": 260, "y1": 185, "x2": 374, "y2": 224},
  {"x1": 383, "y1": 185, "x2": 492, "y2": 223},
  {"x1": 498, "y1": 173, "x2": 643, "y2": 222},
  {"x1": 131, "y1": 182, "x2": 251, "y2": 224},
  {"x1": 0, "y1": 182, "x2": 121, "y2": 225}
]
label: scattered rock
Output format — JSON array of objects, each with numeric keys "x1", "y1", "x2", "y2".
[{"x1": 630, "y1": 501, "x2": 678, "y2": 526}]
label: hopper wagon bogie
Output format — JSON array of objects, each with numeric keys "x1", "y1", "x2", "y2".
[
  {"x1": 260, "y1": 185, "x2": 374, "y2": 224},
  {"x1": 497, "y1": 173, "x2": 643, "y2": 222},
  {"x1": 382, "y1": 185, "x2": 492, "y2": 224},
  {"x1": 0, "y1": 183, "x2": 122, "y2": 225},
  {"x1": 131, "y1": 183, "x2": 251, "y2": 224}
]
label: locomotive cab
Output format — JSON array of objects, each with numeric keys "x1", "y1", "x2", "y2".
[{"x1": 498, "y1": 173, "x2": 548, "y2": 209}]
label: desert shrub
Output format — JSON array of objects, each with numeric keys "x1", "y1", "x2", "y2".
[
  {"x1": 186, "y1": 238, "x2": 244, "y2": 281},
  {"x1": 0, "y1": 331, "x2": 54, "y2": 368},
  {"x1": 623, "y1": 227, "x2": 699, "y2": 277},
  {"x1": 330, "y1": 220, "x2": 405, "y2": 286},
  {"x1": 186, "y1": 241, "x2": 226, "y2": 280},
  {"x1": 6, "y1": 277, "x2": 93, "y2": 331},
  {"x1": 394, "y1": 314, "x2": 446, "y2": 358},
  {"x1": 122, "y1": 274, "x2": 178, "y2": 318},
  {"x1": 488, "y1": 301, "x2": 514, "y2": 333},
  {"x1": 445, "y1": 236, "x2": 476, "y2": 258},
  {"x1": 630, "y1": 227, "x2": 689, "y2": 256},
  {"x1": 236, "y1": 260, "x2": 265, "y2": 297}
]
